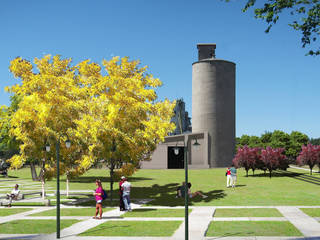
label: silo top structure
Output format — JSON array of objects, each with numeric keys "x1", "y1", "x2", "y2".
[
  {"x1": 192, "y1": 44, "x2": 236, "y2": 167},
  {"x1": 197, "y1": 43, "x2": 216, "y2": 60}
]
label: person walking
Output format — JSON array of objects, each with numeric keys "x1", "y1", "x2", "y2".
[
  {"x1": 6, "y1": 184, "x2": 20, "y2": 207},
  {"x1": 121, "y1": 177, "x2": 132, "y2": 211},
  {"x1": 119, "y1": 176, "x2": 125, "y2": 211},
  {"x1": 226, "y1": 167, "x2": 232, "y2": 187},
  {"x1": 93, "y1": 179, "x2": 103, "y2": 219},
  {"x1": 230, "y1": 164, "x2": 237, "y2": 188}
]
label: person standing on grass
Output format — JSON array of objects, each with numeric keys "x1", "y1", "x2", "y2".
[
  {"x1": 230, "y1": 164, "x2": 237, "y2": 188},
  {"x1": 93, "y1": 179, "x2": 103, "y2": 219},
  {"x1": 6, "y1": 184, "x2": 20, "y2": 207},
  {"x1": 226, "y1": 167, "x2": 232, "y2": 187},
  {"x1": 119, "y1": 176, "x2": 125, "y2": 211},
  {"x1": 121, "y1": 177, "x2": 132, "y2": 211}
]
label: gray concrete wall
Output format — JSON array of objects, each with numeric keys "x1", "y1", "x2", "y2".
[
  {"x1": 192, "y1": 45, "x2": 235, "y2": 167},
  {"x1": 141, "y1": 133, "x2": 209, "y2": 169}
]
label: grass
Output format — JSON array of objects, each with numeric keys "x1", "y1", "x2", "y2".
[
  {"x1": 122, "y1": 208, "x2": 191, "y2": 217},
  {"x1": 2, "y1": 167, "x2": 320, "y2": 206},
  {"x1": 206, "y1": 221, "x2": 302, "y2": 237},
  {"x1": 0, "y1": 219, "x2": 79, "y2": 234},
  {"x1": 0, "y1": 208, "x2": 33, "y2": 216},
  {"x1": 300, "y1": 208, "x2": 320, "y2": 217},
  {"x1": 79, "y1": 220, "x2": 182, "y2": 236},
  {"x1": 30, "y1": 207, "x2": 115, "y2": 216},
  {"x1": 214, "y1": 208, "x2": 283, "y2": 217}
]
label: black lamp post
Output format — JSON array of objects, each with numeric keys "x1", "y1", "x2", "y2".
[
  {"x1": 174, "y1": 137, "x2": 200, "y2": 240},
  {"x1": 46, "y1": 137, "x2": 71, "y2": 239}
]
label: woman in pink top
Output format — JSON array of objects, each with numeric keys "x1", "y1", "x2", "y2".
[{"x1": 93, "y1": 179, "x2": 103, "y2": 219}]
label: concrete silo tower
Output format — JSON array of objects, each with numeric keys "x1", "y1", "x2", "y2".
[{"x1": 192, "y1": 44, "x2": 235, "y2": 167}]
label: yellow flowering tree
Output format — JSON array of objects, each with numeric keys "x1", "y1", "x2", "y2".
[
  {"x1": 7, "y1": 55, "x2": 88, "y2": 197},
  {"x1": 7, "y1": 55, "x2": 175, "y2": 200},
  {"x1": 73, "y1": 56, "x2": 176, "y2": 202}
]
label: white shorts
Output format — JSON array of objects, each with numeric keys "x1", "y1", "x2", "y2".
[{"x1": 96, "y1": 200, "x2": 102, "y2": 204}]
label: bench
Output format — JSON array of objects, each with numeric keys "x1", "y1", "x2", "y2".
[{"x1": 0, "y1": 192, "x2": 50, "y2": 206}]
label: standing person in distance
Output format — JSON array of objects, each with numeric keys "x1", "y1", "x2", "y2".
[
  {"x1": 230, "y1": 164, "x2": 237, "y2": 188},
  {"x1": 93, "y1": 179, "x2": 103, "y2": 219},
  {"x1": 119, "y1": 176, "x2": 125, "y2": 211},
  {"x1": 121, "y1": 177, "x2": 132, "y2": 211},
  {"x1": 226, "y1": 167, "x2": 232, "y2": 187}
]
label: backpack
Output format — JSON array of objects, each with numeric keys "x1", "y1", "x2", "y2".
[{"x1": 102, "y1": 189, "x2": 108, "y2": 200}]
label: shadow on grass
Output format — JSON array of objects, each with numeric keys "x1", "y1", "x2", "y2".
[
  {"x1": 0, "y1": 176, "x2": 18, "y2": 180},
  {"x1": 70, "y1": 176, "x2": 153, "y2": 183},
  {"x1": 63, "y1": 183, "x2": 226, "y2": 207}
]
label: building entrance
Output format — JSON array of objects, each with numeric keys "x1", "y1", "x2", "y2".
[{"x1": 167, "y1": 146, "x2": 184, "y2": 169}]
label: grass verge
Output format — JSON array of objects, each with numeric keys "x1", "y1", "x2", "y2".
[
  {"x1": 300, "y1": 208, "x2": 320, "y2": 217},
  {"x1": 79, "y1": 220, "x2": 182, "y2": 236},
  {"x1": 0, "y1": 219, "x2": 79, "y2": 234},
  {"x1": 206, "y1": 221, "x2": 302, "y2": 237},
  {"x1": 122, "y1": 208, "x2": 191, "y2": 217},
  {"x1": 30, "y1": 207, "x2": 114, "y2": 216},
  {"x1": 0, "y1": 208, "x2": 33, "y2": 216},
  {"x1": 214, "y1": 208, "x2": 283, "y2": 217}
]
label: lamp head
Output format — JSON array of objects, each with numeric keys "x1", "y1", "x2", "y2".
[{"x1": 65, "y1": 139, "x2": 71, "y2": 149}]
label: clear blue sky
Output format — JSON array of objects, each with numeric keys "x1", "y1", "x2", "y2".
[{"x1": 1, "y1": 0, "x2": 319, "y2": 138}]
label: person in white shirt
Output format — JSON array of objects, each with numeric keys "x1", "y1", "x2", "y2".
[
  {"x1": 121, "y1": 178, "x2": 132, "y2": 211},
  {"x1": 6, "y1": 184, "x2": 20, "y2": 207}
]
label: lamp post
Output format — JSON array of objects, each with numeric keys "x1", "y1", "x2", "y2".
[
  {"x1": 174, "y1": 137, "x2": 200, "y2": 240},
  {"x1": 46, "y1": 137, "x2": 71, "y2": 239}
]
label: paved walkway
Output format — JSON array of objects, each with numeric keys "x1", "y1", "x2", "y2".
[{"x1": 1, "y1": 205, "x2": 320, "y2": 240}]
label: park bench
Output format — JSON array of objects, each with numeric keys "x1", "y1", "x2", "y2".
[{"x1": 0, "y1": 192, "x2": 50, "y2": 206}]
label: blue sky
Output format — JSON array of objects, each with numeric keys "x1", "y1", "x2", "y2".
[{"x1": 1, "y1": 0, "x2": 319, "y2": 138}]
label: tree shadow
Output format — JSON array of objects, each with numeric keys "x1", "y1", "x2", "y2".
[
  {"x1": 70, "y1": 176, "x2": 153, "y2": 183},
  {"x1": 64, "y1": 183, "x2": 226, "y2": 207},
  {"x1": 278, "y1": 170, "x2": 320, "y2": 186}
]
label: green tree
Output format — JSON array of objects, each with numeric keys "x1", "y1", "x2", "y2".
[
  {"x1": 286, "y1": 131, "x2": 309, "y2": 162},
  {"x1": 228, "y1": 0, "x2": 320, "y2": 55}
]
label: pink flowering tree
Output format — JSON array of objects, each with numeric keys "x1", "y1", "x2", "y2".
[
  {"x1": 260, "y1": 147, "x2": 286, "y2": 178},
  {"x1": 296, "y1": 144, "x2": 320, "y2": 175},
  {"x1": 233, "y1": 145, "x2": 258, "y2": 177}
]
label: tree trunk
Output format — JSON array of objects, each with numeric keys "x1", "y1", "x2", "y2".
[
  {"x1": 246, "y1": 170, "x2": 248, "y2": 177},
  {"x1": 269, "y1": 170, "x2": 272, "y2": 178},
  {"x1": 66, "y1": 175, "x2": 69, "y2": 198},
  {"x1": 109, "y1": 160, "x2": 114, "y2": 206},
  {"x1": 252, "y1": 169, "x2": 255, "y2": 176},
  {"x1": 30, "y1": 162, "x2": 40, "y2": 181},
  {"x1": 41, "y1": 178, "x2": 45, "y2": 200}
]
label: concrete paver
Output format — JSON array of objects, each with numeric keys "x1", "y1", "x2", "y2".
[{"x1": 277, "y1": 207, "x2": 320, "y2": 237}]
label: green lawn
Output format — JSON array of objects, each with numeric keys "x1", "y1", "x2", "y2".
[
  {"x1": 30, "y1": 207, "x2": 114, "y2": 216},
  {"x1": 122, "y1": 208, "x2": 191, "y2": 217},
  {"x1": 0, "y1": 208, "x2": 33, "y2": 216},
  {"x1": 214, "y1": 208, "x2": 283, "y2": 217},
  {"x1": 79, "y1": 221, "x2": 182, "y2": 236},
  {"x1": 300, "y1": 208, "x2": 320, "y2": 217},
  {"x1": 206, "y1": 221, "x2": 302, "y2": 237},
  {"x1": 2, "y1": 167, "x2": 320, "y2": 206},
  {"x1": 0, "y1": 219, "x2": 79, "y2": 234}
]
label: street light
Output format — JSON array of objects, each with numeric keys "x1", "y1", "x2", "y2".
[
  {"x1": 173, "y1": 137, "x2": 200, "y2": 240},
  {"x1": 46, "y1": 137, "x2": 71, "y2": 239}
]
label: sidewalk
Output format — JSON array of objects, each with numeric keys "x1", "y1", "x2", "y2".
[{"x1": 1, "y1": 205, "x2": 320, "y2": 240}]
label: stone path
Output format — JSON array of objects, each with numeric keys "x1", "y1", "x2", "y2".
[{"x1": 1, "y1": 205, "x2": 320, "y2": 240}]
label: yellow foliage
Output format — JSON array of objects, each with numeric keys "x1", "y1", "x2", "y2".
[{"x1": 6, "y1": 54, "x2": 175, "y2": 178}]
